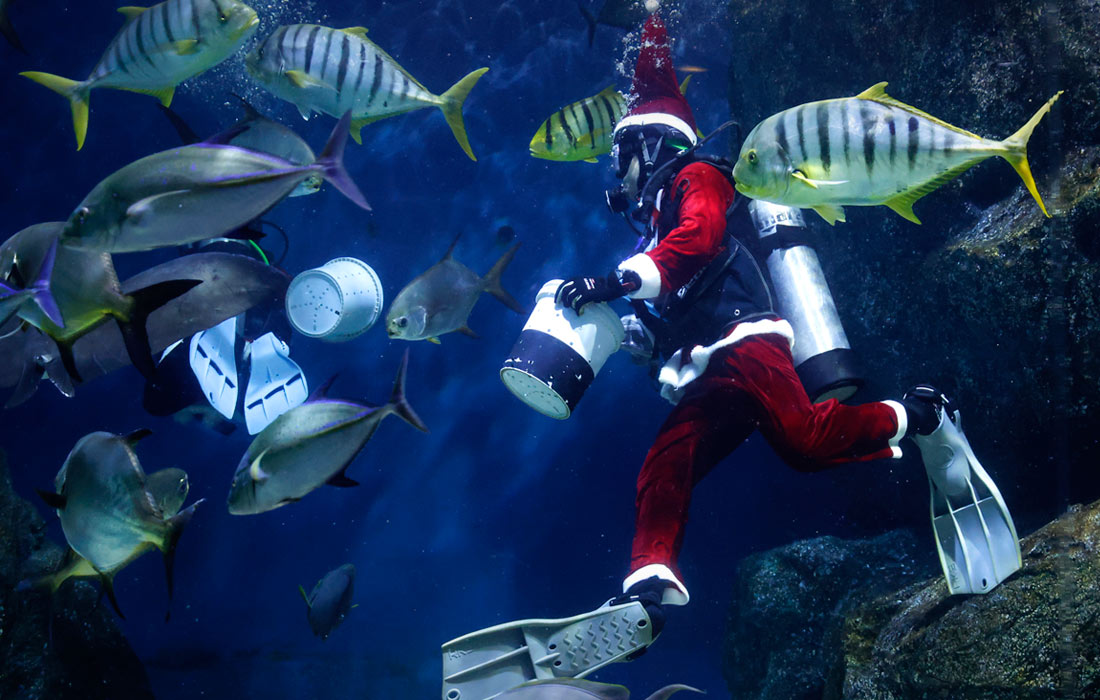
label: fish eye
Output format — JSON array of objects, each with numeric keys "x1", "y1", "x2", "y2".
[
  {"x1": 397, "y1": 318, "x2": 408, "y2": 328},
  {"x1": 76, "y1": 206, "x2": 90, "y2": 224},
  {"x1": 747, "y1": 150, "x2": 757, "y2": 164},
  {"x1": 219, "y1": 12, "x2": 227, "y2": 22}
]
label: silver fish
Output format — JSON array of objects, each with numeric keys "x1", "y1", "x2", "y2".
[
  {"x1": 500, "y1": 679, "x2": 703, "y2": 700},
  {"x1": 60, "y1": 111, "x2": 369, "y2": 253},
  {"x1": 245, "y1": 24, "x2": 488, "y2": 160},
  {"x1": 299, "y1": 563, "x2": 355, "y2": 641},
  {"x1": 227, "y1": 350, "x2": 428, "y2": 515},
  {"x1": 20, "y1": 0, "x2": 259, "y2": 150},
  {"x1": 38, "y1": 429, "x2": 204, "y2": 616},
  {"x1": 0, "y1": 232, "x2": 61, "y2": 328},
  {"x1": 733, "y1": 83, "x2": 1063, "y2": 225},
  {"x1": 386, "y1": 238, "x2": 524, "y2": 343}
]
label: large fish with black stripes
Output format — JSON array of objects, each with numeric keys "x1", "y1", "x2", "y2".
[
  {"x1": 20, "y1": 0, "x2": 258, "y2": 151},
  {"x1": 732, "y1": 83, "x2": 1063, "y2": 225},
  {"x1": 245, "y1": 25, "x2": 488, "y2": 161},
  {"x1": 530, "y1": 85, "x2": 626, "y2": 163}
]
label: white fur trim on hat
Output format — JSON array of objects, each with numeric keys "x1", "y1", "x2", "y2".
[
  {"x1": 618, "y1": 253, "x2": 663, "y2": 299},
  {"x1": 613, "y1": 113, "x2": 698, "y2": 146},
  {"x1": 883, "y1": 400, "x2": 907, "y2": 459},
  {"x1": 623, "y1": 564, "x2": 690, "y2": 606}
]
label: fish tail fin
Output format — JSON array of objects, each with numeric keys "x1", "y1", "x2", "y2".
[
  {"x1": 481, "y1": 242, "x2": 526, "y2": 314},
  {"x1": 29, "y1": 238, "x2": 63, "y2": 328},
  {"x1": 19, "y1": 72, "x2": 91, "y2": 150},
  {"x1": 315, "y1": 111, "x2": 371, "y2": 211},
  {"x1": 386, "y1": 349, "x2": 428, "y2": 433},
  {"x1": 999, "y1": 90, "x2": 1064, "y2": 218},
  {"x1": 0, "y1": 6, "x2": 27, "y2": 55},
  {"x1": 577, "y1": 1, "x2": 597, "y2": 47},
  {"x1": 122, "y1": 278, "x2": 202, "y2": 383},
  {"x1": 161, "y1": 498, "x2": 205, "y2": 613},
  {"x1": 439, "y1": 67, "x2": 489, "y2": 161},
  {"x1": 98, "y1": 573, "x2": 125, "y2": 619}
]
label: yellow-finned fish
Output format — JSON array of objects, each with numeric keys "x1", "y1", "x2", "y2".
[
  {"x1": 733, "y1": 83, "x2": 1064, "y2": 225},
  {"x1": 20, "y1": 0, "x2": 258, "y2": 151},
  {"x1": 245, "y1": 25, "x2": 488, "y2": 161},
  {"x1": 529, "y1": 85, "x2": 626, "y2": 163}
]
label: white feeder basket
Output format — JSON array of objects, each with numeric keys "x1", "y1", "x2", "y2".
[
  {"x1": 286, "y1": 257, "x2": 383, "y2": 342},
  {"x1": 500, "y1": 279, "x2": 625, "y2": 419}
]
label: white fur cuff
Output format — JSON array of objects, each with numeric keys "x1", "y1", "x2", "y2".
[
  {"x1": 883, "y1": 400, "x2": 907, "y2": 459},
  {"x1": 622, "y1": 564, "x2": 690, "y2": 606},
  {"x1": 618, "y1": 253, "x2": 663, "y2": 299}
]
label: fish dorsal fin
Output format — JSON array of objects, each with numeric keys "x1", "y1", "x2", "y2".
[
  {"x1": 679, "y1": 74, "x2": 692, "y2": 95},
  {"x1": 117, "y1": 6, "x2": 148, "y2": 20},
  {"x1": 597, "y1": 84, "x2": 620, "y2": 98},
  {"x1": 854, "y1": 82, "x2": 983, "y2": 140},
  {"x1": 125, "y1": 428, "x2": 153, "y2": 446},
  {"x1": 441, "y1": 233, "x2": 462, "y2": 262},
  {"x1": 309, "y1": 374, "x2": 340, "y2": 401},
  {"x1": 340, "y1": 26, "x2": 369, "y2": 39}
]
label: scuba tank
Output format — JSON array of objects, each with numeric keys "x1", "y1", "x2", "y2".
[{"x1": 748, "y1": 199, "x2": 863, "y2": 402}]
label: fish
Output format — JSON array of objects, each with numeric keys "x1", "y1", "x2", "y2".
[
  {"x1": 0, "y1": 0, "x2": 26, "y2": 54},
  {"x1": 530, "y1": 86, "x2": 626, "y2": 163},
  {"x1": 299, "y1": 563, "x2": 355, "y2": 641},
  {"x1": 0, "y1": 251, "x2": 290, "y2": 406},
  {"x1": 732, "y1": 83, "x2": 1064, "y2": 225},
  {"x1": 386, "y1": 238, "x2": 525, "y2": 343},
  {"x1": 158, "y1": 95, "x2": 323, "y2": 197},
  {"x1": 499, "y1": 679, "x2": 703, "y2": 700},
  {"x1": 19, "y1": 0, "x2": 259, "y2": 150},
  {"x1": 0, "y1": 236, "x2": 62, "y2": 328},
  {"x1": 59, "y1": 111, "x2": 369, "y2": 254},
  {"x1": 36, "y1": 430, "x2": 204, "y2": 617},
  {"x1": 0, "y1": 222, "x2": 200, "y2": 382},
  {"x1": 244, "y1": 25, "x2": 489, "y2": 160},
  {"x1": 227, "y1": 350, "x2": 428, "y2": 515}
]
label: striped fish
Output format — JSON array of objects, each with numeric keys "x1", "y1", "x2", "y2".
[
  {"x1": 245, "y1": 25, "x2": 489, "y2": 161},
  {"x1": 732, "y1": 83, "x2": 1064, "y2": 225},
  {"x1": 20, "y1": 0, "x2": 259, "y2": 150},
  {"x1": 529, "y1": 85, "x2": 626, "y2": 163}
]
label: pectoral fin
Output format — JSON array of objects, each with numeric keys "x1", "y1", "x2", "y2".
[
  {"x1": 172, "y1": 40, "x2": 200, "y2": 56},
  {"x1": 125, "y1": 189, "x2": 193, "y2": 222},
  {"x1": 811, "y1": 204, "x2": 847, "y2": 225},
  {"x1": 792, "y1": 170, "x2": 849, "y2": 189},
  {"x1": 428, "y1": 337, "x2": 441, "y2": 345},
  {"x1": 792, "y1": 170, "x2": 819, "y2": 189},
  {"x1": 286, "y1": 70, "x2": 331, "y2": 90},
  {"x1": 583, "y1": 157, "x2": 598, "y2": 163},
  {"x1": 249, "y1": 452, "x2": 270, "y2": 482}
]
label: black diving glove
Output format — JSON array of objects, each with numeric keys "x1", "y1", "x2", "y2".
[
  {"x1": 555, "y1": 270, "x2": 642, "y2": 314},
  {"x1": 608, "y1": 575, "x2": 669, "y2": 657}
]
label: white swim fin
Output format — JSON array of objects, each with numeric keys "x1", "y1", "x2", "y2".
[
  {"x1": 243, "y1": 332, "x2": 308, "y2": 435},
  {"x1": 441, "y1": 601, "x2": 653, "y2": 700},
  {"x1": 189, "y1": 316, "x2": 239, "y2": 421},
  {"x1": 911, "y1": 406, "x2": 1021, "y2": 595}
]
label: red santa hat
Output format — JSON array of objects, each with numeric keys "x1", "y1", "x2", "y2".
[{"x1": 613, "y1": 10, "x2": 697, "y2": 145}]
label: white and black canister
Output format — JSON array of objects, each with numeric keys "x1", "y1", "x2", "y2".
[
  {"x1": 749, "y1": 200, "x2": 863, "y2": 402},
  {"x1": 500, "y1": 280, "x2": 625, "y2": 419}
]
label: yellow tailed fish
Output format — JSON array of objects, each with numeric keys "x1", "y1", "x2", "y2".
[
  {"x1": 20, "y1": 0, "x2": 258, "y2": 150},
  {"x1": 733, "y1": 83, "x2": 1063, "y2": 225},
  {"x1": 245, "y1": 25, "x2": 488, "y2": 161},
  {"x1": 530, "y1": 85, "x2": 626, "y2": 163}
]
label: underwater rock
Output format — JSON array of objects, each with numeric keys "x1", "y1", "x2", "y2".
[
  {"x1": 840, "y1": 498, "x2": 1100, "y2": 699},
  {"x1": 0, "y1": 450, "x2": 153, "y2": 700},
  {"x1": 722, "y1": 530, "x2": 934, "y2": 700}
]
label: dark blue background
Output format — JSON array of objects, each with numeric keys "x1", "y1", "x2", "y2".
[{"x1": 1, "y1": 1, "x2": 957, "y2": 697}]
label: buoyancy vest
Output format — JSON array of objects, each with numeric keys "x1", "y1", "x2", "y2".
[{"x1": 630, "y1": 158, "x2": 774, "y2": 362}]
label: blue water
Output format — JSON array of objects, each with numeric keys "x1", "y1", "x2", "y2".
[{"x1": 1, "y1": 1, "x2": 948, "y2": 697}]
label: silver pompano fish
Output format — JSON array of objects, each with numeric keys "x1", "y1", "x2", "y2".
[
  {"x1": 733, "y1": 83, "x2": 1063, "y2": 225},
  {"x1": 38, "y1": 430, "x2": 203, "y2": 615},
  {"x1": 500, "y1": 679, "x2": 703, "y2": 700},
  {"x1": 227, "y1": 350, "x2": 428, "y2": 515},
  {"x1": 245, "y1": 24, "x2": 488, "y2": 160},
  {"x1": 299, "y1": 563, "x2": 355, "y2": 641},
  {"x1": 386, "y1": 239, "x2": 524, "y2": 343},
  {"x1": 60, "y1": 111, "x2": 369, "y2": 253},
  {"x1": 20, "y1": 0, "x2": 258, "y2": 150}
]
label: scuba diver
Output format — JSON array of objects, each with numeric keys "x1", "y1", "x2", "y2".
[
  {"x1": 442, "y1": 8, "x2": 1020, "y2": 698},
  {"x1": 143, "y1": 233, "x2": 308, "y2": 436}
]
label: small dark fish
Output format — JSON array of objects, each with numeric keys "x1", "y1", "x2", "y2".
[
  {"x1": 36, "y1": 430, "x2": 204, "y2": 617},
  {"x1": 496, "y1": 225, "x2": 517, "y2": 245},
  {"x1": 227, "y1": 351, "x2": 427, "y2": 515},
  {"x1": 386, "y1": 237, "x2": 525, "y2": 343},
  {"x1": 0, "y1": 0, "x2": 27, "y2": 54},
  {"x1": 500, "y1": 679, "x2": 703, "y2": 700},
  {"x1": 299, "y1": 563, "x2": 355, "y2": 641}
]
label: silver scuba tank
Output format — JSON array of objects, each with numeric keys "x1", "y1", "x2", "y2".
[{"x1": 748, "y1": 200, "x2": 863, "y2": 402}]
